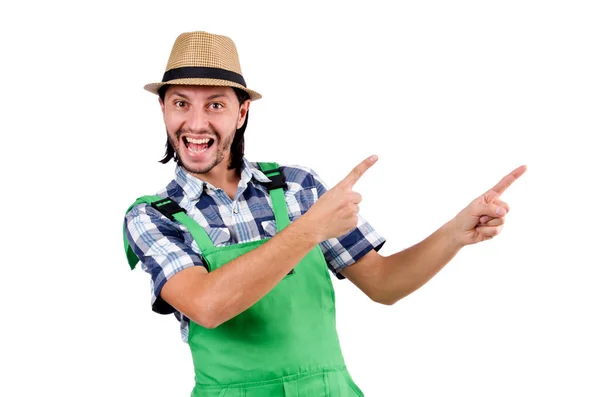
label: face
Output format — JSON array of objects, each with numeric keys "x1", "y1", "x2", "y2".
[{"x1": 160, "y1": 85, "x2": 249, "y2": 177}]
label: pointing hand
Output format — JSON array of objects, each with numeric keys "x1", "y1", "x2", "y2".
[
  {"x1": 304, "y1": 155, "x2": 378, "y2": 242},
  {"x1": 449, "y1": 165, "x2": 527, "y2": 246}
]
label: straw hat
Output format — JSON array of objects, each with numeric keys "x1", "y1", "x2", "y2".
[{"x1": 144, "y1": 31, "x2": 261, "y2": 101}]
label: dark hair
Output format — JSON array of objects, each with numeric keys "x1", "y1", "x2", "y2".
[{"x1": 158, "y1": 85, "x2": 251, "y2": 174}]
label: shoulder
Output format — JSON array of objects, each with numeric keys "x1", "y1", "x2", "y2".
[
  {"x1": 247, "y1": 159, "x2": 330, "y2": 198},
  {"x1": 280, "y1": 164, "x2": 321, "y2": 189},
  {"x1": 125, "y1": 179, "x2": 182, "y2": 221},
  {"x1": 249, "y1": 160, "x2": 322, "y2": 188}
]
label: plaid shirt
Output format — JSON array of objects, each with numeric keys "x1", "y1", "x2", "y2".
[{"x1": 124, "y1": 158, "x2": 385, "y2": 342}]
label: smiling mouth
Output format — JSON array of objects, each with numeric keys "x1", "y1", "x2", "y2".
[{"x1": 183, "y1": 137, "x2": 215, "y2": 154}]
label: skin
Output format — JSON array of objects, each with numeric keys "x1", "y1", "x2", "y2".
[
  {"x1": 160, "y1": 85, "x2": 249, "y2": 198},
  {"x1": 339, "y1": 162, "x2": 526, "y2": 304},
  {"x1": 158, "y1": 84, "x2": 527, "y2": 328}
]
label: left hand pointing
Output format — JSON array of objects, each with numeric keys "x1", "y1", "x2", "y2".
[{"x1": 449, "y1": 165, "x2": 527, "y2": 246}]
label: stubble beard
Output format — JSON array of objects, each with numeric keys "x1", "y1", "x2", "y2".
[{"x1": 168, "y1": 127, "x2": 235, "y2": 175}]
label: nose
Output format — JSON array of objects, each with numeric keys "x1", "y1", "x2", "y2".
[{"x1": 186, "y1": 106, "x2": 210, "y2": 132}]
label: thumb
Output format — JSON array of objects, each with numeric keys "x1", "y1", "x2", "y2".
[{"x1": 473, "y1": 202, "x2": 507, "y2": 218}]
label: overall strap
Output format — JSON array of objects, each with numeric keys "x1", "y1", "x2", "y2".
[
  {"x1": 123, "y1": 195, "x2": 215, "y2": 270},
  {"x1": 258, "y1": 162, "x2": 291, "y2": 232}
]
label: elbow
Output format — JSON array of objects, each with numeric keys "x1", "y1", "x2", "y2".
[
  {"x1": 191, "y1": 314, "x2": 221, "y2": 329},
  {"x1": 363, "y1": 277, "x2": 401, "y2": 306},
  {"x1": 188, "y1": 296, "x2": 226, "y2": 329},
  {"x1": 371, "y1": 294, "x2": 400, "y2": 306},
  {"x1": 365, "y1": 288, "x2": 396, "y2": 306},
  {"x1": 376, "y1": 298, "x2": 397, "y2": 306},
  {"x1": 365, "y1": 273, "x2": 411, "y2": 305},
  {"x1": 368, "y1": 288, "x2": 408, "y2": 306}
]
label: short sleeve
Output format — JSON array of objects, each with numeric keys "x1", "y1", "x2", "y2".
[
  {"x1": 124, "y1": 203, "x2": 206, "y2": 314},
  {"x1": 310, "y1": 169, "x2": 386, "y2": 279}
]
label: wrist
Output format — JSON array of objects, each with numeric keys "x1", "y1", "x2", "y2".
[
  {"x1": 440, "y1": 218, "x2": 466, "y2": 251},
  {"x1": 289, "y1": 215, "x2": 322, "y2": 247}
]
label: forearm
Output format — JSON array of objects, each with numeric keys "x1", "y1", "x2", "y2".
[
  {"x1": 377, "y1": 221, "x2": 463, "y2": 304},
  {"x1": 196, "y1": 216, "x2": 319, "y2": 327},
  {"x1": 163, "y1": 155, "x2": 378, "y2": 326}
]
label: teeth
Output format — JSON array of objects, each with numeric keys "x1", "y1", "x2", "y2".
[
  {"x1": 186, "y1": 137, "x2": 211, "y2": 144},
  {"x1": 190, "y1": 146, "x2": 209, "y2": 154}
]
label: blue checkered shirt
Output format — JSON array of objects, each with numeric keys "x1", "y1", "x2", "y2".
[{"x1": 124, "y1": 158, "x2": 386, "y2": 342}]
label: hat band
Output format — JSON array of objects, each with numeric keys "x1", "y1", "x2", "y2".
[{"x1": 162, "y1": 66, "x2": 247, "y2": 87}]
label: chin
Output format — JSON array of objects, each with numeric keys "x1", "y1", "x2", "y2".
[{"x1": 181, "y1": 157, "x2": 219, "y2": 175}]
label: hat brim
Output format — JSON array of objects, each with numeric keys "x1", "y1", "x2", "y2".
[{"x1": 144, "y1": 78, "x2": 262, "y2": 101}]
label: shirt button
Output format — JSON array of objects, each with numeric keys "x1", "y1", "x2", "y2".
[{"x1": 233, "y1": 208, "x2": 239, "y2": 214}]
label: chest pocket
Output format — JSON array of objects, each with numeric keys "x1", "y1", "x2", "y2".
[
  {"x1": 287, "y1": 186, "x2": 319, "y2": 219},
  {"x1": 206, "y1": 227, "x2": 231, "y2": 246},
  {"x1": 261, "y1": 220, "x2": 278, "y2": 238}
]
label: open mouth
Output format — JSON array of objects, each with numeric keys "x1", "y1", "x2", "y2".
[{"x1": 183, "y1": 137, "x2": 215, "y2": 154}]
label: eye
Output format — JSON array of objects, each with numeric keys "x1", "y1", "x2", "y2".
[
  {"x1": 174, "y1": 100, "x2": 187, "y2": 108},
  {"x1": 209, "y1": 102, "x2": 224, "y2": 110}
]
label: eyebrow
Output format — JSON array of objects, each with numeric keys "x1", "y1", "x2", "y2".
[
  {"x1": 169, "y1": 91, "x2": 191, "y2": 101},
  {"x1": 169, "y1": 91, "x2": 228, "y2": 101},
  {"x1": 206, "y1": 93, "x2": 228, "y2": 101}
]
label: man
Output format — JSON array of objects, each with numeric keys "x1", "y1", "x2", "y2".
[{"x1": 123, "y1": 31, "x2": 526, "y2": 396}]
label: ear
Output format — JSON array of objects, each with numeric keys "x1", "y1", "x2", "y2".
[
  {"x1": 237, "y1": 99, "x2": 250, "y2": 129},
  {"x1": 159, "y1": 97, "x2": 165, "y2": 115}
]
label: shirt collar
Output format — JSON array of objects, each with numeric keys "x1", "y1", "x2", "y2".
[
  {"x1": 243, "y1": 158, "x2": 272, "y2": 184},
  {"x1": 174, "y1": 157, "x2": 272, "y2": 200}
]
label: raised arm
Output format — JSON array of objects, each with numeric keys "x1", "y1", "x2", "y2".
[
  {"x1": 127, "y1": 156, "x2": 379, "y2": 328},
  {"x1": 341, "y1": 165, "x2": 527, "y2": 304}
]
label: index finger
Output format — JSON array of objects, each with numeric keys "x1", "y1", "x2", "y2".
[
  {"x1": 339, "y1": 155, "x2": 379, "y2": 188},
  {"x1": 486, "y1": 165, "x2": 527, "y2": 197}
]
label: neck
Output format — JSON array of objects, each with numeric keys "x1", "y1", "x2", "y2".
[{"x1": 189, "y1": 158, "x2": 241, "y2": 199}]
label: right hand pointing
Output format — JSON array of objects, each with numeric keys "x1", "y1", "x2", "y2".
[{"x1": 303, "y1": 155, "x2": 379, "y2": 243}]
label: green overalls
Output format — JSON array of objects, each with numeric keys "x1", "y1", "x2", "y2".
[{"x1": 124, "y1": 163, "x2": 364, "y2": 396}]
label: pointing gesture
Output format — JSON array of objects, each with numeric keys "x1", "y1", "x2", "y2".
[
  {"x1": 485, "y1": 165, "x2": 527, "y2": 199},
  {"x1": 303, "y1": 156, "x2": 378, "y2": 243},
  {"x1": 338, "y1": 155, "x2": 379, "y2": 189},
  {"x1": 450, "y1": 165, "x2": 527, "y2": 246}
]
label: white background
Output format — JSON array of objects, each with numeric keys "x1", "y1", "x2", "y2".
[{"x1": 1, "y1": 1, "x2": 599, "y2": 396}]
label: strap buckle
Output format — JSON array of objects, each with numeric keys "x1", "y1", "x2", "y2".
[
  {"x1": 265, "y1": 172, "x2": 286, "y2": 191},
  {"x1": 151, "y1": 198, "x2": 186, "y2": 221}
]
